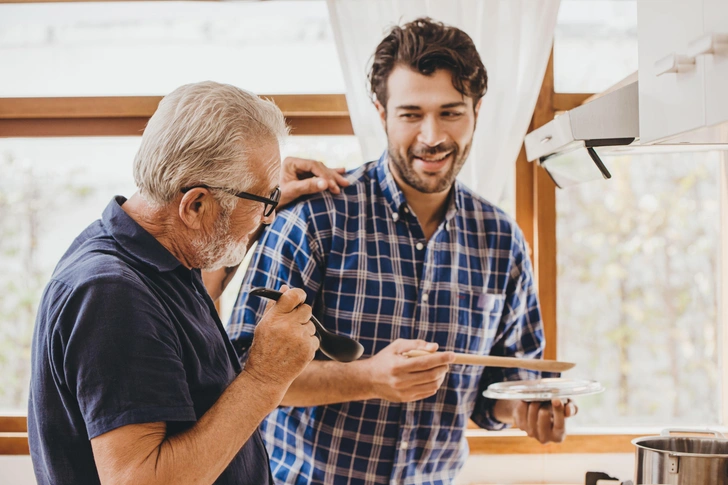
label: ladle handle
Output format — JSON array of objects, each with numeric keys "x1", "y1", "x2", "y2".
[
  {"x1": 249, "y1": 287, "x2": 326, "y2": 335},
  {"x1": 249, "y1": 287, "x2": 284, "y2": 301}
]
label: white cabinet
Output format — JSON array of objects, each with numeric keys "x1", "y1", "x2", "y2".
[
  {"x1": 703, "y1": 0, "x2": 728, "y2": 128},
  {"x1": 638, "y1": 0, "x2": 728, "y2": 144}
]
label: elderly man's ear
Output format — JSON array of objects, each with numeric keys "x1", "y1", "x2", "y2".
[{"x1": 178, "y1": 188, "x2": 214, "y2": 230}]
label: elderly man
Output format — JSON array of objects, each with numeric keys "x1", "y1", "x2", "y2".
[
  {"x1": 28, "y1": 81, "x2": 346, "y2": 485},
  {"x1": 229, "y1": 18, "x2": 577, "y2": 484}
]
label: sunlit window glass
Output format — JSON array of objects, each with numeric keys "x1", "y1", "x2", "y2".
[
  {"x1": 0, "y1": 137, "x2": 139, "y2": 412},
  {"x1": 0, "y1": 1, "x2": 343, "y2": 97},
  {"x1": 557, "y1": 152, "x2": 722, "y2": 426},
  {"x1": 554, "y1": 0, "x2": 638, "y2": 93}
]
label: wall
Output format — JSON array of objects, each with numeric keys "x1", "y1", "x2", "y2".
[
  {"x1": 1, "y1": 456, "x2": 35, "y2": 485},
  {"x1": 456, "y1": 453, "x2": 634, "y2": 484},
  {"x1": 2, "y1": 453, "x2": 635, "y2": 485}
]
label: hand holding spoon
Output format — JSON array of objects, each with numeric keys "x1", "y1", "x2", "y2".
[{"x1": 249, "y1": 287, "x2": 364, "y2": 363}]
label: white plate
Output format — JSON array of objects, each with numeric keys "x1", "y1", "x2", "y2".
[{"x1": 482, "y1": 378, "x2": 604, "y2": 402}]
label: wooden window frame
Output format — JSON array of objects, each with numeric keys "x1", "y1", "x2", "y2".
[
  {"x1": 0, "y1": 69, "x2": 647, "y2": 456},
  {"x1": 0, "y1": 94, "x2": 354, "y2": 137}
]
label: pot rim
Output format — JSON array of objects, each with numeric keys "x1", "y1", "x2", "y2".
[{"x1": 632, "y1": 436, "x2": 728, "y2": 459}]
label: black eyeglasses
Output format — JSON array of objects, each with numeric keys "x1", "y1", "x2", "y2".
[{"x1": 181, "y1": 185, "x2": 281, "y2": 217}]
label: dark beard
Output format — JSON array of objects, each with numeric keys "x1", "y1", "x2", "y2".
[{"x1": 388, "y1": 140, "x2": 471, "y2": 194}]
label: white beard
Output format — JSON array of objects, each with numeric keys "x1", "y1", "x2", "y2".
[{"x1": 191, "y1": 211, "x2": 249, "y2": 271}]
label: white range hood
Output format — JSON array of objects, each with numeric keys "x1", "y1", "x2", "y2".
[
  {"x1": 523, "y1": 78, "x2": 728, "y2": 188},
  {"x1": 524, "y1": 81, "x2": 639, "y2": 188},
  {"x1": 525, "y1": 0, "x2": 728, "y2": 188},
  {"x1": 525, "y1": 81, "x2": 640, "y2": 162}
]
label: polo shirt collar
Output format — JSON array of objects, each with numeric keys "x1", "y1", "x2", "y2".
[{"x1": 101, "y1": 196, "x2": 184, "y2": 273}]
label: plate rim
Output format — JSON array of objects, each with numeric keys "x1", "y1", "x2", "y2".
[{"x1": 482, "y1": 377, "x2": 605, "y2": 401}]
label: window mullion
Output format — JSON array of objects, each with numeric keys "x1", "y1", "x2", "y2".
[{"x1": 721, "y1": 152, "x2": 728, "y2": 426}]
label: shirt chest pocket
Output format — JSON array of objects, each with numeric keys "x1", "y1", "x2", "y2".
[{"x1": 454, "y1": 291, "x2": 506, "y2": 355}]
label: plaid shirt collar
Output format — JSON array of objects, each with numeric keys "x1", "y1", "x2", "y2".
[{"x1": 375, "y1": 151, "x2": 461, "y2": 225}]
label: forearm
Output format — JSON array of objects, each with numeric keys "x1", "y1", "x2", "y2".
[
  {"x1": 96, "y1": 370, "x2": 286, "y2": 485},
  {"x1": 280, "y1": 359, "x2": 377, "y2": 407},
  {"x1": 158, "y1": 371, "x2": 284, "y2": 484}
]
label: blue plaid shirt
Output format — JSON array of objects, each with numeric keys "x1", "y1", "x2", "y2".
[{"x1": 227, "y1": 155, "x2": 544, "y2": 485}]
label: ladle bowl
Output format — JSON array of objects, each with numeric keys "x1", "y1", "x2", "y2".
[{"x1": 249, "y1": 287, "x2": 365, "y2": 363}]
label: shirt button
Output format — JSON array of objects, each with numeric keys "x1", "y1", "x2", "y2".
[
  {"x1": 400, "y1": 442, "x2": 409, "y2": 450},
  {"x1": 392, "y1": 212, "x2": 400, "y2": 222},
  {"x1": 415, "y1": 242, "x2": 424, "y2": 250},
  {"x1": 422, "y1": 293, "x2": 428, "y2": 303},
  {"x1": 403, "y1": 207, "x2": 410, "y2": 214}
]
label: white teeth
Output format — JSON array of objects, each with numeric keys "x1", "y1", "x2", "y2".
[{"x1": 417, "y1": 152, "x2": 451, "y2": 162}]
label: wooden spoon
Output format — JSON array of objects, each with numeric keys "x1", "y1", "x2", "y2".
[{"x1": 402, "y1": 350, "x2": 575, "y2": 373}]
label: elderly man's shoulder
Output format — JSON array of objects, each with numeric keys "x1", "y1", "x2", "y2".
[{"x1": 51, "y1": 234, "x2": 149, "y2": 297}]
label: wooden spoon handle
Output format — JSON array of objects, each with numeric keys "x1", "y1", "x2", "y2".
[{"x1": 403, "y1": 350, "x2": 575, "y2": 373}]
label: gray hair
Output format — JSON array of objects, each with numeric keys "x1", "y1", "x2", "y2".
[{"x1": 133, "y1": 81, "x2": 289, "y2": 210}]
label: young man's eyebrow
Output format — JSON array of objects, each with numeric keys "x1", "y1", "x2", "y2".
[
  {"x1": 440, "y1": 102, "x2": 467, "y2": 109},
  {"x1": 394, "y1": 102, "x2": 468, "y2": 110}
]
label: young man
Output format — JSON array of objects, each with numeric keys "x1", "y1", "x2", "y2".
[
  {"x1": 229, "y1": 18, "x2": 576, "y2": 484},
  {"x1": 28, "y1": 81, "x2": 346, "y2": 485}
]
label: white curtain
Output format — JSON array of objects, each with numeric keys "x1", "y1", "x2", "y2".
[{"x1": 326, "y1": 0, "x2": 560, "y2": 204}]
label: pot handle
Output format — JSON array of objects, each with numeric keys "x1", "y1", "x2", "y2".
[{"x1": 660, "y1": 428, "x2": 726, "y2": 438}]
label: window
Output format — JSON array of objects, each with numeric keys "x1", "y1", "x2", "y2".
[
  {"x1": 554, "y1": 0, "x2": 638, "y2": 93},
  {"x1": 0, "y1": 137, "x2": 139, "y2": 412},
  {"x1": 0, "y1": 2, "x2": 529, "y2": 464},
  {"x1": 557, "y1": 151, "x2": 724, "y2": 427},
  {"x1": 281, "y1": 136, "x2": 364, "y2": 172},
  {"x1": 0, "y1": 1, "x2": 344, "y2": 97}
]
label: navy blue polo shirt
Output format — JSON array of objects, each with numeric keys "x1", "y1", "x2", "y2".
[{"x1": 28, "y1": 196, "x2": 272, "y2": 485}]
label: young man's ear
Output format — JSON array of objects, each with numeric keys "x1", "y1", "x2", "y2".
[{"x1": 374, "y1": 100, "x2": 387, "y2": 130}]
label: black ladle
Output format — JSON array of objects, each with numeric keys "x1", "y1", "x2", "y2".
[{"x1": 249, "y1": 287, "x2": 364, "y2": 363}]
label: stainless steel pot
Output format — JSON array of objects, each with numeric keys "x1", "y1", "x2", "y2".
[{"x1": 633, "y1": 429, "x2": 728, "y2": 484}]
